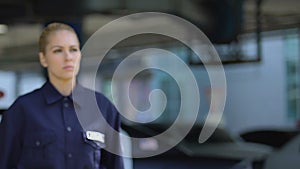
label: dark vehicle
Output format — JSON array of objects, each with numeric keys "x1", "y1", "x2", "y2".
[
  {"x1": 241, "y1": 128, "x2": 300, "y2": 169},
  {"x1": 122, "y1": 123, "x2": 272, "y2": 169}
]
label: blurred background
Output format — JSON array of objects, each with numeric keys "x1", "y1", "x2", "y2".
[{"x1": 0, "y1": 0, "x2": 300, "y2": 169}]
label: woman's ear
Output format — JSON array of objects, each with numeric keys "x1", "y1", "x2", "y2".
[{"x1": 39, "y1": 52, "x2": 48, "y2": 68}]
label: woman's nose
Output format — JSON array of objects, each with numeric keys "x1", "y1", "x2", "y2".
[{"x1": 64, "y1": 51, "x2": 72, "y2": 60}]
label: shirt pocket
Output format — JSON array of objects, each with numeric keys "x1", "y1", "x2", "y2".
[
  {"x1": 21, "y1": 131, "x2": 57, "y2": 165},
  {"x1": 82, "y1": 131, "x2": 105, "y2": 169}
]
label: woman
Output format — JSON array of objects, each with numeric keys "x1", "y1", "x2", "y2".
[{"x1": 0, "y1": 23, "x2": 124, "y2": 169}]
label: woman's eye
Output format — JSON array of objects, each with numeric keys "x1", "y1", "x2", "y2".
[
  {"x1": 53, "y1": 49, "x2": 62, "y2": 53},
  {"x1": 70, "y1": 48, "x2": 78, "y2": 52}
]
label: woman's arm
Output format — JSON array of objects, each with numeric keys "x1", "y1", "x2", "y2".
[{"x1": 0, "y1": 99, "x2": 23, "y2": 169}]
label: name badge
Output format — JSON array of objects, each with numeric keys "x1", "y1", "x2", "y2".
[{"x1": 86, "y1": 131, "x2": 105, "y2": 143}]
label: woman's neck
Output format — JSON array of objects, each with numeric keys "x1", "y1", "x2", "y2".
[{"x1": 49, "y1": 78, "x2": 76, "y2": 96}]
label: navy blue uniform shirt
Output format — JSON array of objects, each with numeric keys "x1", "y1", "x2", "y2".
[{"x1": 0, "y1": 81, "x2": 124, "y2": 169}]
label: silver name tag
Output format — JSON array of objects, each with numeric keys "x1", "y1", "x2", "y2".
[{"x1": 86, "y1": 131, "x2": 105, "y2": 143}]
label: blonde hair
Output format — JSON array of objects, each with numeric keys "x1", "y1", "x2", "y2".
[{"x1": 39, "y1": 22, "x2": 79, "y2": 53}]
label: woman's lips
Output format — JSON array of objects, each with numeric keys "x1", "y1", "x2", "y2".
[{"x1": 63, "y1": 65, "x2": 74, "y2": 70}]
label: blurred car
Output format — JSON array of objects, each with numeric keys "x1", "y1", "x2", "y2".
[
  {"x1": 240, "y1": 128, "x2": 300, "y2": 169},
  {"x1": 121, "y1": 123, "x2": 273, "y2": 169},
  {"x1": 264, "y1": 134, "x2": 300, "y2": 169}
]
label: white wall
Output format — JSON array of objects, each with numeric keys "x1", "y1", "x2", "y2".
[
  {"x1": 0, "y1": 71, "x2": 44, "y2": 109},
  {"x1": 192, "y1": 34, "x2": 292, "y2": 134},
  {"x1": 217, "y1": 36, "x2": 289, "y2": 134},
  {"x1": 18, "y1": 72, "x2": 45, "y2": 96},
  {"x1": 0, "y1": 71, "x2": 17, "y2": 109}
]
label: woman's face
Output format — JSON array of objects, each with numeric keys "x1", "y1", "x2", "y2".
[{"x1": 39, "y1": 30, "x2": 81, "y2": 83}]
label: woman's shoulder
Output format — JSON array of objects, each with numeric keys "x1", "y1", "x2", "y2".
[
  {"x1": 79, "y1": 86, "x2": 110, "y2": 102},
  {"x1": 76, "y1": 85, "x2": 115, "y2": 109},
  {"x1": 17, "y1": 87, "x2": 44, "y2": 102},
  {"x1": 3, "y1": 87, "x2": 43, "y2": 117},
  {"x1": 11, "y1": 85, "x2": 44, "y2": 108}
]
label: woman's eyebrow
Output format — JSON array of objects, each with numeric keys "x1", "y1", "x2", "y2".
[
  {"x1": 49, "y1": 44, "x2": 79, "y2": 49},
  {"x1": 50, "y1": 45, "x2": 63, "y2": 49}
]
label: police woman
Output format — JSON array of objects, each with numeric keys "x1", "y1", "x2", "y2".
[{"x1": 0, "y1": 23, "x2": 124, "y2": 169}]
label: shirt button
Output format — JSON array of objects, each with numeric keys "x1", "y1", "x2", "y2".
[
  {"x1": 66, "y1": 126, "x2": 72, "y2": 132},
  {"x1": 64, "y1": 102, "x2": 69, "y2": 108},
  {"x1": 67, "y1": 153, "x2": 72, "y2": 158},
  {"x1": 35, "y1": 141, "x2": 40, "y2": 147}
]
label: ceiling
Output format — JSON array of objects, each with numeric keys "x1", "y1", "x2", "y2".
[{"x1": 0, "y1": 0, "x2": 300, "y2": 70}]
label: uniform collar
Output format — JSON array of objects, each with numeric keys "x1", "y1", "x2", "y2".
[
  {"x1": 42, "y1": 81, "x2": 86, "y2": 108},
  {"x1": 42, "y1": 81, "x2": 64, "y2": 104}
]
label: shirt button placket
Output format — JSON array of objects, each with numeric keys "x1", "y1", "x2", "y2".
[
  {"x1": 64, "y1": 97, "x2": 69, "y2": 108},
  {"x1": 63, "y1": 97, "x2": 73, "y2": 168}
]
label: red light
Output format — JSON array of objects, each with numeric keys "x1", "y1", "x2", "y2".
[{"x1": 0, "y1": 91, "x2": 4, "y2": 98}]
